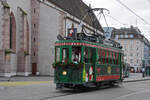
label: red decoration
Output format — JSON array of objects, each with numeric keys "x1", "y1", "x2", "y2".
[
  {"x1": 96, "y1": 75, "x2": 120, "y2": 82},
  {"x1": 116, "y1": 68, "x2": 120, "y2": 73},
  {"x1": 55, "y1": 42, "x2": 120, "y2": 53},
  {"x1": 89, "y1": 66, "x2": 93, "y2": 81},
  {"x1": 97, "y1": 67, "x2": 101, "y2": 73}
]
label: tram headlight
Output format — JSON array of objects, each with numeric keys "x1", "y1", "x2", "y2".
[{"x1": 62, "y1": 71, "x2": 67, "y2": 75}]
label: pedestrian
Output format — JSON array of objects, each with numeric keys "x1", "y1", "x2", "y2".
[{"x1": 142, "y1": 67, "x2": 145, "y2": 77}]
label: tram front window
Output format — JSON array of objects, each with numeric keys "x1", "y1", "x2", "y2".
[
  {"x1": 55, "y1": 47, "x2": 60, "y2": 62},
  {"x1": 62, "y1": 48, "x2": 69, "y2": 63},
  {"x1": 72, "y1": 47, "x2": 81, "y2": 63}
]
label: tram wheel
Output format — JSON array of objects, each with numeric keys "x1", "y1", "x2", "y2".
[
  {"x1": 109, "y1": 81, "x2": 115, "y2": 87},
  {"x1": 95, "y1": 83, "x2": 101, "y2": 89}
]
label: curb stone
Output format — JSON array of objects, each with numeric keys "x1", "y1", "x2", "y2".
[{"x1": 123, "y1": 78, "x2": 150, "y2": 83}]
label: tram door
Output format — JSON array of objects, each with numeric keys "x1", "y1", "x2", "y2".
[{"x1": 84, "y1": 47, "x2": 96, "y2": 82}]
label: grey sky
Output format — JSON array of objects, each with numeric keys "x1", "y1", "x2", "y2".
[{"x1": 83, "y1": 0, "x2": 150, "y2": 40}]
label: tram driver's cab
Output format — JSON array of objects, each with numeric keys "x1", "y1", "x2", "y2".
[{"x1": 72, "y1": 47, "x2": 81, "y2": 64}]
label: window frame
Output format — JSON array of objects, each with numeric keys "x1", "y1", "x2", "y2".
[
  {"x1": 61, "y1": 48, "x2": 70, "y2": 63},
  {"x1": 72, "y1": 46, "x2": 82, "y2": 63},
  {"x1": 55, "y1": 47, "x2": 61, "y2": 63}
]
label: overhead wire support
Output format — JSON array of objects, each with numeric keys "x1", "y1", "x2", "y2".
[
  {"x1": 116, "y1": 0, "x2": 150, "y2": 25},
  {"x1": 86, "y1": 8, "x2": 110, "y2": 34},
  {"x1": 88, "y1": 8, "x2": 110, "y2": 26},
  {"x1": 89, "y1": 8, "x2": 110, "y2": 37}
]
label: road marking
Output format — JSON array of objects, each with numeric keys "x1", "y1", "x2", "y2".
[
  {"x1": 112, "y1": 89, "x2": 150, "y2": 100},
  {"x1": 0, "y1": 81, "x2": 53, "y2": 87}
]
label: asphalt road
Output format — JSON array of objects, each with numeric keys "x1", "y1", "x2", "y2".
[{"x1": 0, "y1": 80, "x2": 150, "y2": 100}]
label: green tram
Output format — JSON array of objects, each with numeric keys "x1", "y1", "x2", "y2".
[{"x1": 53, "y1": 39, "x2": 124, "y2": 89}]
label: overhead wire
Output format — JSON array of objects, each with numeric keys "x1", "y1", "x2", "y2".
[
  {"x1": 94, "y1": 11, "x2": 102, "y2": 34},
  {"x1": 147, "y1": 0, "x2": 150, "y2": 3},
  {"x1": 88, "y1": 8, "x2": 110, "y2": 35},
  {"x1": 102, "y1": 12, "x2": 109, "y2": 29},
  {"x1": 116, "y1": 0, "x2": 150, "y2": 25},
  {"x1": 105, "y1": 14, "x2": 125, "y2": 26},
  {"x1": 97, "y1": 9, "x2": 110, "y2": 35}
]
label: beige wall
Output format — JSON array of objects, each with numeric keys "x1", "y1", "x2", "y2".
[{"x1": 118, "y1": 39, "x2": 144, "y2": 69}]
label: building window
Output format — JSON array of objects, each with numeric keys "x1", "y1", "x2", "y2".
[
  {"x1": 34, "y1": 8, "x2": 36, "y2": 13},
  {"x1": 130, "y1": 53, "x2": 133, "y2": 56},
  {"x1": 125, "y1": 34, "x2": 128, "y2": 38},
  {"x1": 115, "y1": 35, "x2": 118, "y2": 39},
  {"x1": 130, "y1": 59, "x2": 133, "y2": 63},
  {"x1": 124, "y1": 45, "x2": 127, "y2": 51},
  {"x1": 137, "y1": 60, "x2": 138, "y2": 64},
  {"x1": 120, "y1": 35, "x2": 124, "y2": 38},
  {"x1": 137, "y1": 47, "x2": 138, "y2": 50},
  {"x1": 137, "y1": 53, "x2": 139, "y2": 57},
  {"x1": 33, "y1": 38, "x2": 36, "y2": 42},
  {"x1": 34, "y1": 24, "x2": 36, "y2": 28},
  {"x1": 10, "y1": 15, "x2": 12, "y2": 49},
  {"x1": 34, "y1": 52, "x2": 36, "y2": 56},
  {"x1": 9, "y1": 12, "x2": 16, "y2": 51},
  {"x1": 130, "y1": 45, "x2": 133, "y2": 50},
  {"x1": 130, "y1": 34, "x2": 133, "y2": 38}
]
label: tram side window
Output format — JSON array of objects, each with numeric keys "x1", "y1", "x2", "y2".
[
  {"x1": 121, "y1": 54, "x2": 123, "y2": 64},
  {"x1": 55, "y1": 47, "x2": 60, "y2": 62},
  {"x1": 62, "y1": 48, "x2": 69, "y2": 63},
  {"x1": 98, "y1": 49, "x2": 102, "y2": 64},
  {"x1": 84, "y1": 47, "x2": 88, "y2": 63},
  {"x1": 116, "y1": 53, "x2": 119, "y2": 64},
  {"x1": 72, "y1": 47, "x2": 81, "y2": 63},
  {"x1": 89, "y1": 48, "x2": 94, "y2": 63},
  {"x1": 109, "y1": 52, "x2": 112, "y2": 64},
  {"x1": 84, "y1": 47, "x2": 94, "y2": 63},
  {"x1": 102, "y1": 50, "x2": 105, "y2": 64},
  {"x1": 106, "y1": 50, "x2": 109, "y2": 64},
  {"x1": 113, "y1": 52, "x2": 116, "y2": 64}
]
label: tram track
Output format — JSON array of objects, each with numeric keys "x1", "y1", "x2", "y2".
[
  {"x1": 39, "y1": 89, "x2": 91, "y2": 100},
  {"x1": 39, "y1": 93, "x2": 73, "y2": 100},
  {"x1": 39, "y1": 89, "x2": 86, "y2": 100},
  {"x1": 40, "y1": 85, "x2": 120, "y2": 100}
]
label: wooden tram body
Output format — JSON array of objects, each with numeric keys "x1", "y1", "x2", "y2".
[{"x1": 53, "y1": 40, "x2": 123, "y2": 89}]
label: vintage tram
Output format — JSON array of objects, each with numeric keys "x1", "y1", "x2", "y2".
[{"x1": 53, "y1": 33, "x2": 124, "y2": 89}]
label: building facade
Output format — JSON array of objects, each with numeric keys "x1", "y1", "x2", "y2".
[
  {"x1": 111, "y1": 26, "x2": 150, "y2": 73},
  {"x1": 0, "y1": 0, "x2": 103, "y2": 76},
  {"x1": 103, "y1": 27, "x2": 114, "y2": 39},
  {"x1": 0, "y1": 0, "x2": 31, "y2": 77}
]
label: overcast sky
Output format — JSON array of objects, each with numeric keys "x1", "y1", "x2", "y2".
[{"x1": 83, "y1": 0, "x2": 150, "y2": 40}]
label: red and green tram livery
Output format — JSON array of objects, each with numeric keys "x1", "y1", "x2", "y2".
[{"x1": 53, "y1": 40, "x2": 123, "y2": 89}]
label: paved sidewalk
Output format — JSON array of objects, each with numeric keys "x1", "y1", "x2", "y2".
[
  {"x1": 123, "y1": 73, "x2": 150, "y2": 82},
  {"x1": 0, "y1": 76, "x2": 54, "y2": 82},
  {"x1": 0, "y1": 73, "x2": 150, "y2": 83}
]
